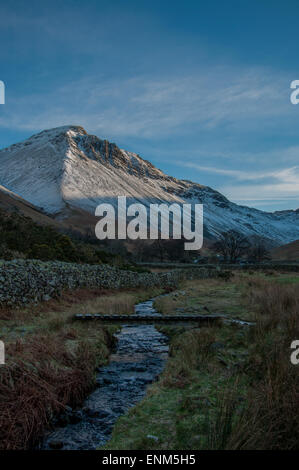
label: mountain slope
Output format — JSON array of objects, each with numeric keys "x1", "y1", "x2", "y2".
[
  {"x1": 0, "y1": 184, "x2": 62, "y2": 227},
  {"x1": 0, "y1": 125, "x2": 298, "y2": 245},
  {"x1": 271, "y1": 239, "x2": 299, "y2": 261},
  {"x1": 0, "y1": 181, "x2": 99, "y2": 237}
]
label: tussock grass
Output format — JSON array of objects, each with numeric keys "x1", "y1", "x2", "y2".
[
  {"x1": 205, "y1": 378, "x2": 241, "y2": 450},
  {"x1": 0, "y1": 285, "x2": 163, "y2": 449},
  {"x1": 247, "y1": 280, "x2": 299, "y2": 335},
  {"x1": 71, "y1": 292, "x2": 137, "y2": 315},
  {"x1": 154, "y1": 296, "x2": 177, "y2": 314},
  {"x1": 227, "y1": 353, "x2": 299, "y2": 449},
  {"x1": 154, "y1": 277, "x2": 256, "y2": 320},
  {"x1": 104, "y1": 273, "x2": 299, "y2": 450},
  {"x1": 225, "y1": 280, "x2": 299, "y2": 450},
  {"x1": 204, "y1": 278, "x2": 299, "y2": 450},
  {"x1": 160, "y1": 328, "x2": 216, "y2": 388},
  {"x1": 0, "y1": 331, "x2": 110, "y2": 449}
]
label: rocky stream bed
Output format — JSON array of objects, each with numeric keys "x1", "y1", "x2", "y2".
[{"x1": 40, "y1": 299, "x2": 169, "y2": 450}]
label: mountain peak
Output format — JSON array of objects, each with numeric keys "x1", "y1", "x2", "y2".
[
  {"x1": 0, "y1": 126, "x2": 298, "y2": 245},
  {"x1": 33, "y1": 124, "x2": 87, "y2": 138},
  {"x1": 28, "y1": 124, "x2": 88, "y2": 144}
]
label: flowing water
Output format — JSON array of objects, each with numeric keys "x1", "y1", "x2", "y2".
[{"x1": 41, "y1": 300, "x2": 169, "y2": 450}]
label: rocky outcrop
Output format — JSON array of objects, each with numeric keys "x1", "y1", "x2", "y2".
[{"x1": 0, "y1": 259, "x2": 217, "y2": 307}]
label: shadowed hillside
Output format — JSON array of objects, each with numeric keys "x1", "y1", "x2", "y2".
[{"x1": 271, "y1": 239, "x2": 299, "y2": 261}]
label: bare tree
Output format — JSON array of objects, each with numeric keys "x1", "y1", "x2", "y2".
[
  {"x1": 130, "y1": 239, "x2": 149, "y2": 262},
  {"x1": 213, "y1": 230, "x2": 250, "y2": 263},
  {"x1": 250, "y1": 241, "x2": 270, "y2": 262},
  {"x1": 150, "y1": 238, "x2": 169, "y2": 262}
]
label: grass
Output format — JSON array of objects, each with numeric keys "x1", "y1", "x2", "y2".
[
  {"x1": 1, "y1": 270, "x2": 298, "y2": 450},
  {"x1": 154, "y1": 275, "x2": 256, "y2": 321},
  {"x1": 103, "y1": 322, "x2": 249, "y2": 450},
  {"x1": 275, "y1": 275, "x2": 299, "y2": 284},
  {"x1": 103, "y1": 271, "x2": 299, "y2": 450},
  {"x1": 0, "y1": 286, "x2": 163, "y2": 341},
  {"x1": 0, "y1": 285, "x2": 165, "y2": 450},
  {"x1": 226, "y1": 279, "x2": 299, "y2": 449}
]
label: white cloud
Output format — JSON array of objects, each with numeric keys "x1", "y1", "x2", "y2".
[
  {"x1": 177, "y1": 160, "x2": 299, "y2": 207},
  {"x1": 219, "y1": 167, "x2": 299, "y2": 205},
  {"x1": 1, "y1": 64, "x2": 298, "y2": 210},
  {"x1": 181, "y1": 162, "x2": 299, "y2": 182},
  {"x1": 0, "y1": 65, "x2": 292, "y2": 140},
  {"x1": 180, "y1": 163, "x2": 276, "y2": 181}
]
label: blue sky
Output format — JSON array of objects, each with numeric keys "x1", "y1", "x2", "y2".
[{"x1": 0, "y1": 0, "x2": 299, "y2": 211}]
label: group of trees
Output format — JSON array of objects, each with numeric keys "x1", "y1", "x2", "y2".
[
  {"x1": 0, "y1": 209, "x2": 120, "y2": 265},
  {"x1": 0, "y1": 208, "x2": 272, "y2": 266},
  {"x1": 212, "y1": 230, "x2": 270, "y2": 263},
  {"x1": 127, "y1": 231, "x2": 271, "y2": 264},
  {"x1": 129, "y1": 238, "x2": 193, "y2": 263}
]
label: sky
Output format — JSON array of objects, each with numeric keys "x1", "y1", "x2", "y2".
[{"x1": 0, "y1": 0, "x2": 299, "y2": 211}]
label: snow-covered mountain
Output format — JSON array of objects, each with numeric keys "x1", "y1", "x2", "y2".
[{"x1": 0, "y1": 125, "x2": 298, "y2": 245}]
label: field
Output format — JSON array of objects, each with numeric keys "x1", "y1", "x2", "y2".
[
  {"x1": 0, "y1": 268, "x2": 298, "y2": 450},
  {"x1": 104, "y1": 270, "x2": 299, "y2": 450}
]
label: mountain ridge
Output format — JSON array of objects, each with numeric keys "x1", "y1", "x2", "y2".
[{"x1": 0, "y1": 125, "x2": 298, "y2": 246}]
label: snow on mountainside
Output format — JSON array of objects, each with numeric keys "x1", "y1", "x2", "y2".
[{"x1": 0, "y1": 125, "x2": 298, "y2": 245}]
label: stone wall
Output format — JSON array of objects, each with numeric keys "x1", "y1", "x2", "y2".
[
  {"x1": 0, "y1": 260, "x2": 218, "y2": 307},
  {"x1": 138, "y1": 262, "x2": 299, "y2": 272}
]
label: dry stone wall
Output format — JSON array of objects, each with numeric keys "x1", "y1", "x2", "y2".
[{"x1": 0, "y1": 260, "x2": 218, "y2": 307}]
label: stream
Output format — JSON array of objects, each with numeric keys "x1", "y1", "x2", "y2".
[{"x1": 41, "y1": 300, "x2": 169, "y2": 450}]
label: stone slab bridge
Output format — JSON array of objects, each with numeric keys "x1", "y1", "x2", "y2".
[{"x1": 74, "y1": 313, "x2": 223, "y2": 324}]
